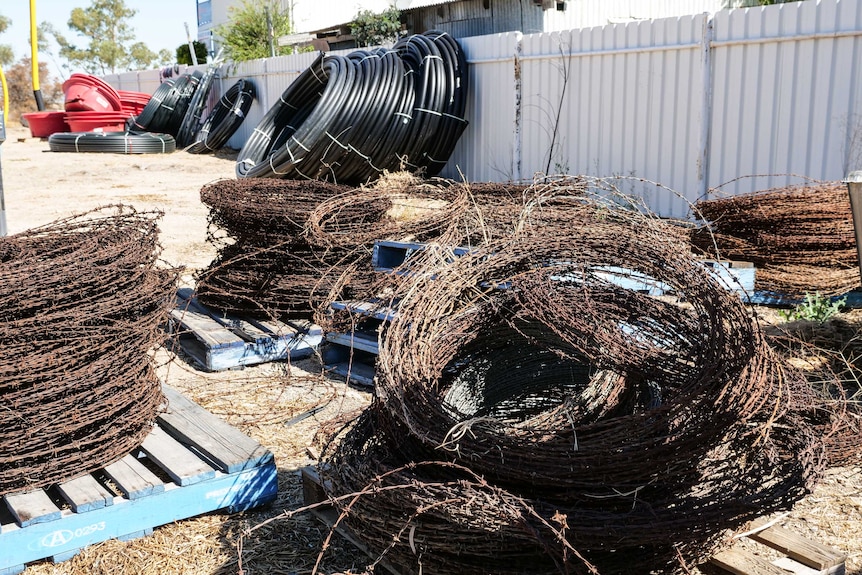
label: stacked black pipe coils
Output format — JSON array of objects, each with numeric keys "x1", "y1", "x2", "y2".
[
  {"x1": 176, "y1": 65, "x2": 220, "y2": 147},
  {"x1": 187, "y1": 79, "x2": 256, "y2": 154},
  {"x1": 133, "y1": 71, "x2": 203, "y2": 136},
  {"x1": 236, "y1": 30, "x2": 468, "y2": 183}
]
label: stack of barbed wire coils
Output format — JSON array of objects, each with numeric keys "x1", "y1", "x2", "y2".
[
  {"x1": 194, "y1": 177, "x2": 537, "y2": 324},
  {"x1": 318, "y1": 189, "x2": 830, "y2": 574},
  {"x1": 236, "y1": 30, "x2": 467, "y2": 182},
  {"x1": 0, "y1": 206, "x2": 177, "y2": 496},
  {"x1": 196, "y1": 178, "x2": 370, "y2": 320},
  {"x1": 691, "y1": 181, "x2": 857, "y2": 296}
]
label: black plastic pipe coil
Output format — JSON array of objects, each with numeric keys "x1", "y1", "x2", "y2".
[
  {"x1": 48, "y1": 132, "x2": 177, "y2": 154},
  {"x1": 132, "y1": 71, "x2": 203, "y2": 136},
  {"x1": 236, "y1": 30, "x2": 468, "y2": 182},
  {"x1": 176, "y1": 65, "x2": 219, "y2": 148},
  {"x1": 186, "y1": 79, "x2": 256, "y2": 154}
]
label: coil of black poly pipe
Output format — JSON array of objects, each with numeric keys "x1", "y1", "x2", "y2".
[
  {"x1": 235, "y1": 30, "x2": 468, "y2": 183},
  {"x1": 48, "y1": 131, "x2": 177, "y2": 154},
  {"x1": 236, "y1": 54, "x2": 357, "y2": 179},
  {"x1": 176, "y1": 65, "x2": 219, "y2": 148},
  {"x1": 132, "y1": 79, "x2": 174, "y2": 131},
  {"x1": 132, "y1": 71, "x2": 202, "y2": 136},
  {"x1": 186, "y1": 79, "x2": 256, "y2": 154}
]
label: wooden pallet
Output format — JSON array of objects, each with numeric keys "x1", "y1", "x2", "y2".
[
  {"x1": 322, "y1": 331, "x2": 379, "y2": 387},
  {"x1": 0, "y1": 386, "x2": 278, "y2": 575},
  {"x1": 323, "y1": 305, "x2": 391, "y2": 387},
  {"x1": 709, "y1": 521, "x2": 846, "y2": 575},
  {"x1": 372, "y1": 239, "x2": 472, "y2": 273},
  {"x1": 170, "y1": 287, "x2": 323, "y2": 371}
]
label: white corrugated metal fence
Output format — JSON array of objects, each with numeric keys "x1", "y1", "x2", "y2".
[{"x1": 106, "y1": 0, "x2": 862, "y2": 219}]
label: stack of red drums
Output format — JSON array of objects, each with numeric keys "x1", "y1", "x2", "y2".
[{"x1": 23, "y1": 73, "x2": 153, "y2": 136}]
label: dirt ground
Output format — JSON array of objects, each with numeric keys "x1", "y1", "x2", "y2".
[{"x1": 2, "y1": 122, "x2": 860, "y2": 574}]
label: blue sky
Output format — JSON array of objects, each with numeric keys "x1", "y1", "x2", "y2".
[{"x1": 1, "y1": 0, "x2": 199, "y2": 74}]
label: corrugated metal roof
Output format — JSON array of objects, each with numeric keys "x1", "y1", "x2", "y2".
[{"x1": 396, "y1": 0, "x2": 460, "y2": 9}]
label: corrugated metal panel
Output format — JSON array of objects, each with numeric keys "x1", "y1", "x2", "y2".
[
  {"x1": 440, "y1": 32, "x2": 523, "y2": 182},
  {"x1": 519, "y1": 15, "x2": 708, "y2": 217},
  {"x1": 707, "y1": 0, "x2": 862, "y2": 197}
]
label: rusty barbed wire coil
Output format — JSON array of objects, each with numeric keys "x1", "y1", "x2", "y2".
[
  {"x1": 0, "y1": 206, "x2": 177, "y2": 496},
  {"x1": 691, "y1": 181, "x2": 858, "y2": 295},
  {"x1": 320, "y1": 189, "x2": 829, "y2": 574},
  {"x1": 196, "y1": 178, "x2": 390, "y2": 320},
  {"x1": 200, "y1": 178, "x2": 355, "y2": 246}
]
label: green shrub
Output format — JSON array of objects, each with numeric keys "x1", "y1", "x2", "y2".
[{"x1": 779, "y1": 291, "x2": 846, "y2": 324}]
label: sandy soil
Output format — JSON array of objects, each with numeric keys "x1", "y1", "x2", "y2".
[
  {"x1": 2, "y1": 123, "x2": 860, "y2": 574},
  {"x1": 2, "y1": 123, "x2": 235, "y2": 278}
]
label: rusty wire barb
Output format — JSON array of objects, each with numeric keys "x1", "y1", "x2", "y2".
[
  {"x1": 691, "y1": 181, "x2": 858, "y2": 296},
  {"x1": 317, "y1": 188, "x2": 831, "y2": 574},
  {"x1": 0, "y1": 206, "x2": 178, "y2": 497}
]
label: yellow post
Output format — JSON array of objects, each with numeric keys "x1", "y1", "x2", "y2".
[
  {"x1": 30, "y1": 0, "x2": 45, "y2": 110},
  {"x1": 0, "y1": 67, "x2": 8, "y2": 125}
]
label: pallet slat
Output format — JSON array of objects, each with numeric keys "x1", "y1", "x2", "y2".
[
  {"x1": 102, "y1": 454, "x2": 165, "y2": 500},
  {"x1": 2, "y1": 491, "x2": 61, "y2": 528},
  {"x1": 711, "y1": 549, "x2": 789, "y2": 575},
  {"x1": 140, "y1": 426, "x2": 216, "y2": 486},
  {"x1": 750, "y1": 525, "x2": 847, "y2": 571},
  {"x1": 158, "y1": 385, "x2": 272, "y2": 473},
  {"x1": 56, "y1": 475, "x2": 114, "y2": 513},
  {"x1": 710, "y1": 523, "x2": 847, "y2": 575},
  {"x1": 325, "y1": 331, "x2": 379, "y2": 355}
]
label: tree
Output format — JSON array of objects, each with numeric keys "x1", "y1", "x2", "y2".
[
  {"x1": 0, "y1": 14, "x2": 13, "y2": 67},
  {"x1": 5, "y1": 57, "x2": 62, "y2": 120},
  {"x1": 215, "y1": 0, "x2": 293, "y2": 62},
  {"x1": 350, "y1": 6, "x2": 401, "y2": 48},
  {"x1": 48, "y1": 0, "x2": 170, "y2": 74},
  {"x1": 176, "y1": 41, "x2": 208, "y2": 66}
]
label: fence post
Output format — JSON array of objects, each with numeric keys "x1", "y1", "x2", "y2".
[
  {"x1": 698, "y1": 13, "x2": 715, "y2": 204},
  {"x1": 513, "y1": 33, "x2": 523, "y2": 182}
]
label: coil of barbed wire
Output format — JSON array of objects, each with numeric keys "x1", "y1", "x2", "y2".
[
  {"x1": 319, "y1": 190, "x2": 828, "y2": 573},
  {"x1": 691, "y1": 181, "x2": 857, "y2": 295},
  {"x1": 0, "y1": 206, "x2": 177, "y2": 496}
]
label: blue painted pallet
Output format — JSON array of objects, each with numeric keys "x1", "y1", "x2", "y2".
[
  {"x1": 329, "y1": 299, "x2": 399, "y2": 322},
  {"x1": 323, "y1": 304, "x2": 390, "y2": 387},
  {"x1": 0, "y1": 386, "x2": 278, "y2": 575},
  {"x1": 372, "y1": 240, "x2": 472, "y2": 274},
  {"x1": 170, "y1": 287, "x2": 323, "y2": 371},
  {"x1": 322, "y1": 331, "x2": 379, "y2": 387}
]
